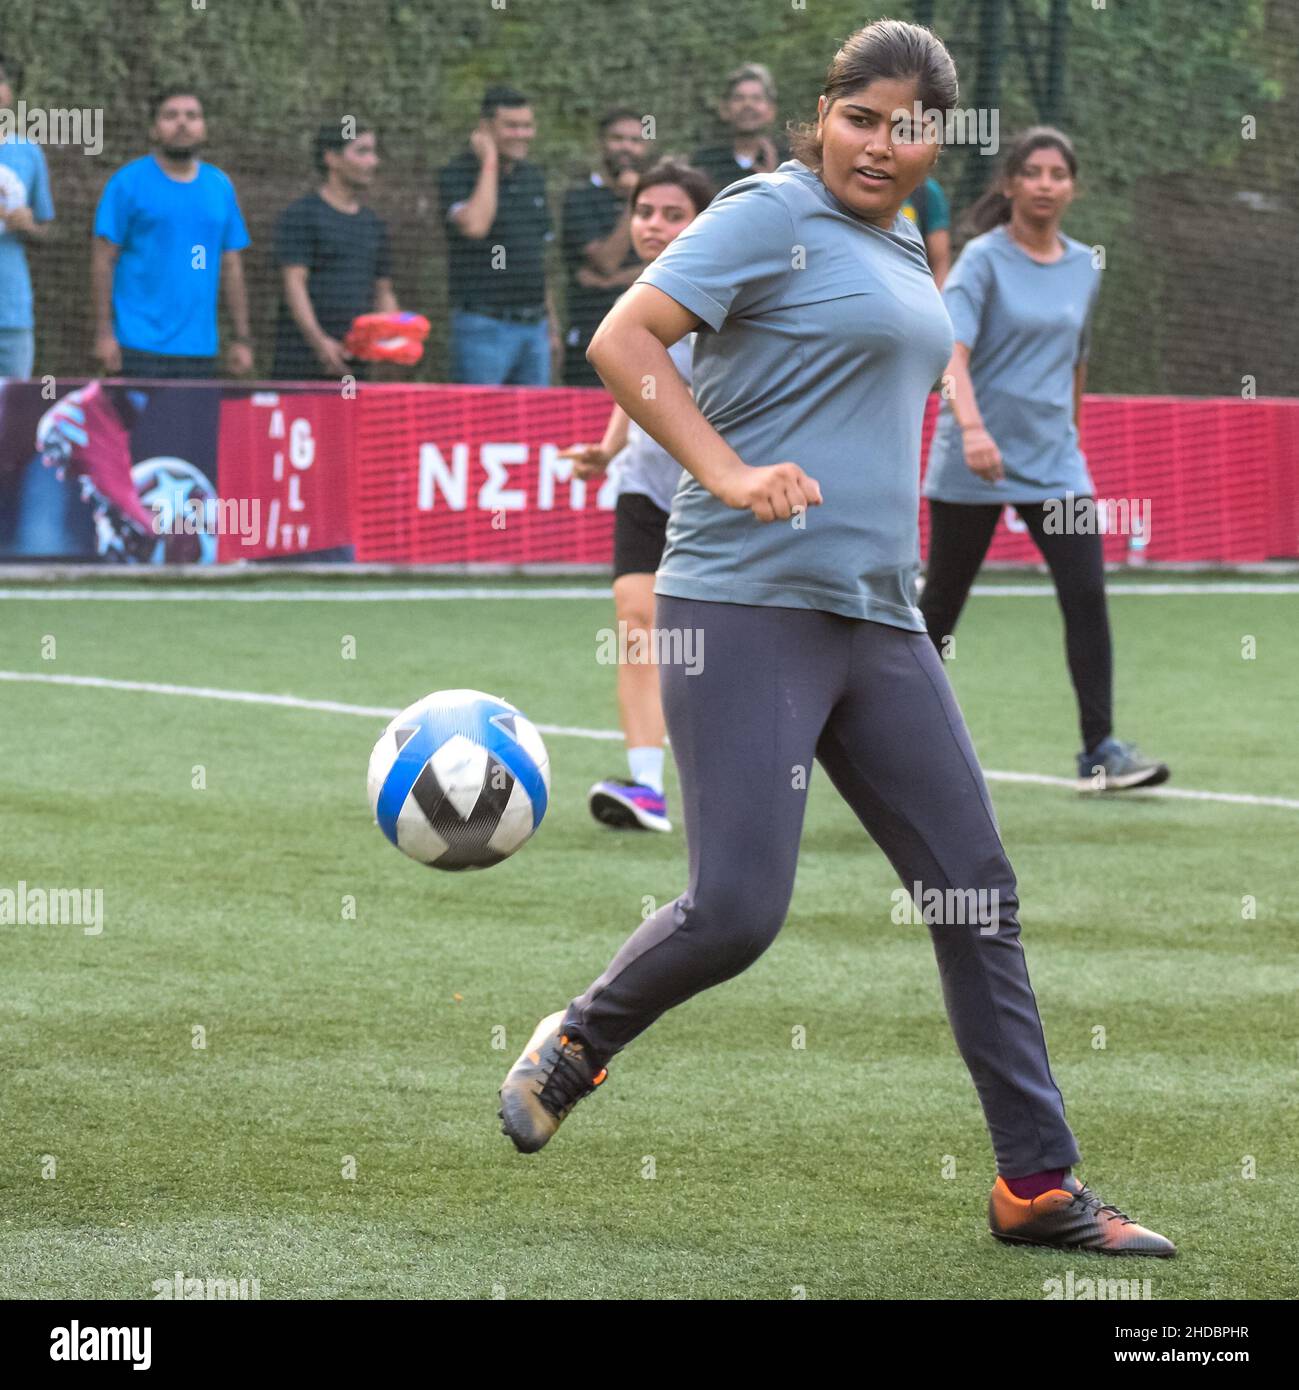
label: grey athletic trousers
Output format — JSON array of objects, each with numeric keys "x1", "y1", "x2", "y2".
[{"x1": 564, "y1": 594, "x2": 1082, "y2": 1177}]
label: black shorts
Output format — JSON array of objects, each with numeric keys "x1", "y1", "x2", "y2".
[{"x1": 612, "y1": 491, "x2": 669, "y2": 579}]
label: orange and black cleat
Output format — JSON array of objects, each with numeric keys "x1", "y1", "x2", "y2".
[
  {"x1": 498, "y1": 1011, "x2": 608, "y2": 1154},
  {"x1": 990, "y1": 1174, "x2": 1177, "y2": 1256}
]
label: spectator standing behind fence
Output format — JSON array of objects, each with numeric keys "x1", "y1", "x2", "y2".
[
  {"x1": 271, "y1": 123, "x2": 398, "y2": 381},
  {"x1": 560, "y1": 108, "x2": 650, "y2": 387},
  {"x1": 690, "y1": 63, "x2": 790, "y2": 199},
  {"x1": 0, "y1": 53, "x2": 55, "y2": 379},
  {"x1": 91, "y1": 89, "x2": 252, "y2": 380},
  {"x1": 900, "y1": 174, "x2": 952, "y2": 287},
  {"x1": 438, "y1": 86, "x2": 558, "y2": 385}
]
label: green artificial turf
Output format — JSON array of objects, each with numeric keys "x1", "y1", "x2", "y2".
[{"x1": 0, "y1": 574, "x2": 1294, "y2": 1298}]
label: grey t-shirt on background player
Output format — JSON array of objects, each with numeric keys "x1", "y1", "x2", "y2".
[
  {"x1": 924, "y1": 224, "x2": 1100, "y2": 505},
  {"x1": 636, "y1": 159, "x2": 952, "y2": 630},
  {"x1": 612, "y1": 333, "x2": 695, "y2": 514}
]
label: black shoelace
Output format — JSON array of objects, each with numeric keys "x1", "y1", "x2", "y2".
[
  {"x1": 539, "y1": 1044, "x2": 596, "y2": 1115},
  {"x1": 1071, "y1": 1182, "x2": 1136, "y2": 1226}
]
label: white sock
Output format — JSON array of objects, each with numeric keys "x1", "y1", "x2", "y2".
[{"x1": 627, "y1": 746, "x2": 665, "y2": 794}]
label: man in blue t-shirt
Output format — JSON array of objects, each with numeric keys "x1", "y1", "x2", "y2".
[
  {"x1": 0, "y1": 52, "x2": 56, "y2": 378},
  {"x1": 92, "y1": 89, "x2": 252, "y2": 379}
]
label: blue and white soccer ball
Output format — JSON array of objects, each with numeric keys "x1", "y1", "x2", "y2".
[{"x1": 367, "y1": 689, "x2": 550, "y2": 871}]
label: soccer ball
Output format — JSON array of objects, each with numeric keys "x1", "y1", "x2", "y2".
[{"x1": 367, "y1": 689, "x2": 550, "y2": 871}]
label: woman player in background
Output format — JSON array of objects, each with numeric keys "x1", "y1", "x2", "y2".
[
  {"x1": 500, "y1": 20, "x2": 1174, "y2": 1256},
  {"x1": 921, "y1": 128, "x2": 1170, "y2": 791},
  {"x1": 560, "y1": 161, "x2": 714, "y2": 834}
]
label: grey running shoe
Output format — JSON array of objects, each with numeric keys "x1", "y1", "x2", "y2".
[{"x1": 1077, "y1": 736, "x2": 1170, "y2": 791}]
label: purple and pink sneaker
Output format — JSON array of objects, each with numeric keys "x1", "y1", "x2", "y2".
[{"x1": 588, "y1": 778, "x2": 671, "y2": 833}]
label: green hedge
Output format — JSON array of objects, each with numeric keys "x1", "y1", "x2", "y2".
[{"x1": 4, "y1": 0, "x2": 1292, "y2": 393}]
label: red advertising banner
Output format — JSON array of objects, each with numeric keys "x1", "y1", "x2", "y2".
[
  {"x1": 351, "y1": 385, "x2": 620, "y2": 564},
  {"x1": 3, "y1": 379, "x2": 1294, "y2": 566},
  {"x1": 347, "y1": 386, "x2": 1298, "y2": 567},
  {"x1": 917, "y1": 394, "x2": 1299, "y2": 566},
  {"x1": 216, "y1": 390, "x2": 354, "y2": 561}
]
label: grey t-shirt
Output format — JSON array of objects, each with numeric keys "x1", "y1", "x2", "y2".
[
  {"x1": 924, "y1": 224, "x2": 1100, "y2": 504},
  {"x1": 613, "y1": 333, "x2": 694, "y2": 514},
  {"x1": 637, "y1": 159, "x2": 953, "y2": 629}
]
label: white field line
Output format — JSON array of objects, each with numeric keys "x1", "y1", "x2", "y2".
[
  {"x1": 0, "y1": 670, "x2": 622, "y2": 741},
  {"x1": 1, "y1": 669, "x2": 1295, "y2": 809},
  {"x1": 0, "y1": 582, "x2": 1296, "y2": 601}
]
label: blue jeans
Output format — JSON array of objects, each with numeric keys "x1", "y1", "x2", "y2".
[
  {"x1": 0, "y1": 327, "x2": 35, "y2": 378},
  {"x1": 450, "y1": 310, "x2": 550, "y2": 386}
]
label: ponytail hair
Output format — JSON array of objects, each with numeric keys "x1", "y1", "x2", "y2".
[
  {"x1": 788, "y1": 18, "x2": 958, "y2": 173},
  {"x1": 962, "y1": 125, "x2": 1079, "y2": 237}
]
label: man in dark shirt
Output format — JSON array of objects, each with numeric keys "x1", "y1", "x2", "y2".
[
  {"x1": 272, "y1": 123, "x2": 397, "y2": 380},
  {"x1": 560, "y1": 107, "x2": 650, "y2": 387},
  {"x1": 437, "y1": 86, "x2": 558, "y2": 385},
  {"x1": 690, "y1": 62, "x2": 790, "y2": 200}
]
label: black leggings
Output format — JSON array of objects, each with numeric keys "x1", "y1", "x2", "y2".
[{"x1": 920, "y1": 499, "x2": 1113, "y2": 753}]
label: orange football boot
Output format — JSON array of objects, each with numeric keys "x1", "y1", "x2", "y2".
[{"x1": 990, "y1": 1174, "x2": 1176, "y2": 1256}]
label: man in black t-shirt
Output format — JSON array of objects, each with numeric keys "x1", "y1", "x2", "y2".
[
  {"x1": 690, "y1": 62, "x2": 789, "y2": 201},
  {"x1": 437, "y1": 86, "x2": 558, "y2": 385},
  {"x1": 272, "y1": 123, "x2": 397, "y2": 380},
  {"x1": 560, "y1": 107, "x2": 650, "y2": 387}
]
